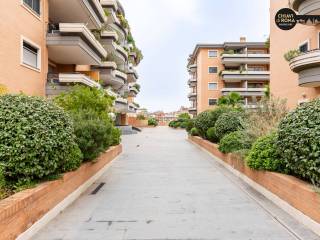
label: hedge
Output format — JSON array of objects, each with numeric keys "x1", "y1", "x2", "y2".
[
  {"x1": 215, "y1": 111, "x2": 244, "y2": 140},
  {"x1": 0, "y1": 95, "x2": 82, "y2": 184},
  {"x1": 277, "y1": 99, "x2": 320, "y2": 186},
  {"x1": 219, "y1": 131, "x2": 253, "y2": 154}
]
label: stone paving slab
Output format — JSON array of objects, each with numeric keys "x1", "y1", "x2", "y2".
[{"x1": 33, "y1": 127, "x2": 318, "y2": 240}]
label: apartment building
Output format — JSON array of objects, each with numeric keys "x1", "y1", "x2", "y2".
[
  {"x1": 187, "y1": 38, "x2": 270, "y2": 116},
  {"x1": 270, "y1": 0, "x2": 320, "y2": 108},
  {"x1": 0, "y1": 0, "x2": 141, "y2": 127}
]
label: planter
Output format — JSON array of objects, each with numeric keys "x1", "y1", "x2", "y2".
[
  {"x1": 0, "y1": 145, "x2": 122, "y2": 240},
  {"x1": 189, "y1": 136, "x2": 320, "y2": 233}
]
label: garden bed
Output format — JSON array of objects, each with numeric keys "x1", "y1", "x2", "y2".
[
  {"x1": 189, "y1": 135, "x2": 320, "y2": 232},
  {"x1": 0, "y1": 145, "x2": 122, "y2": 240}
]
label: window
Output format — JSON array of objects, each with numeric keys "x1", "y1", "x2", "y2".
[
  {"x1": 208, "y1": 67, "x2": 218, "y2": 74},
  {"x1": 209, "y1": 99, "x2": 218, "y2": 106},
  {"x1": 22, "y1": 40, "x2": 40, "y2": 70},
  {"x1": 23, "y1": 0, "x2": 40, "y2": 15},
  {"x1": 299, "y1": 41, "x2": 309, "y2": 53},
  {"x1": 208, "y1": 83, "x2": 218, "y2": 90},
  {"x1": 208, "y1": 50, "x2": 218, "y2": 58}
]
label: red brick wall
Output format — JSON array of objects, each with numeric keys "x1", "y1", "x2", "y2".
[
  {"x1": 189, "y1": 136, "x2": 320, "y2": 224},
  {"x1": 0, "y1": 145, "x2": 122, "y2": 240},
  {"x1": 128, "y1": 117, "x2": 148, "y2": 127}
]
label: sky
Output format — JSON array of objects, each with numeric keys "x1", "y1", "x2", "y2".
[{"x1": 121, "y1": 0, "x2": 270, "y2": 112}]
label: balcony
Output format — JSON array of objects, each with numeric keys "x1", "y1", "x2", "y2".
[
  {"x1": 188, "y1": 92, "x2": 197, "y2": 100},
  {"x1": 48, "y1": 0, "x2": 106, "y2": 29},
  {"x1": 221, "y1": 88, "x2": 266, "y2": 97},
  {"x1": 47, "y1": 23, "x2": 107, "y2": 65},
  {"x1": 291, "y1": 0, "x2": 320, "y2": 16},
  {"x1": 188, "y1": 107, "x2": 197, "y2": 114},
  {"x1": 99, "y1": 62, "x2": 127, "y2": 89},
  {"x1": 188, "y1": 64, "x2": 197, "y2": 73},
  {"x1": 289, "y1": 49, "x2": 320, "y2": 87},
  {"x1": 221, "y1": 54, "x2": 270, "y2": 67},
  {"x1": 221, "y1": 70, "x2": 270, "y2": 82},
  {"x1": 101, "y1": 32, "x2": 128, "y2": 63},
  {"x1": 127, "y1": 66, "x2": 139, "y2": 83},
  {"x1": 46, "y1": 73, "x2": 101, "y2": 96},
  {"x1": 188, "y1": 78, "x2": 197, "y2": 87},
  {"x1": 129, "y1": 84, "x2": 139, "y2": 97}
]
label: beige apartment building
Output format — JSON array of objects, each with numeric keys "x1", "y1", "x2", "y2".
[
  {"x1": 187, "y1": 38, "x2": 270, "y2": 116},
  {"x1": 0, "y1": 0, "x2": 141, "y2": 127},
  {"x1": 270, "y1": 0, "x2": 320, "y2": 108}
]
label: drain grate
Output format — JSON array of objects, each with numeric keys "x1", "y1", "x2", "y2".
[{"x1": 91, "y1": 182, "x2": 106, "y2": 195}]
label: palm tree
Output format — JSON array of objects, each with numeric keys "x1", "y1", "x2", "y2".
[{"x1": 218, "y1": 92, "x2": 242, "y2": 107}]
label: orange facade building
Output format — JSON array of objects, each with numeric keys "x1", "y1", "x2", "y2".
[
  {"x1": 0, "y1": 0, "x2": 141, "y2": 126},
  {"x1": 187, "y1": 38, "x2": 270, "y2": 116},
  {"x1": 270, "y1": 0, "x2": 320, "y2": 108}
]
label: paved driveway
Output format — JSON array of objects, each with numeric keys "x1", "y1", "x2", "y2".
[{"x1": 34, "y1": 127, "x2": 318, "y2": 240}]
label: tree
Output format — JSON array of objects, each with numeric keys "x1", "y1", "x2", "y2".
[{"x1": 218, "y1": 92, "x2": 242, "y2": 107}]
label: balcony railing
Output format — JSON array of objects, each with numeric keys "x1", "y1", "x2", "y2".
[
  {"x1": 289, "y1": 49, "x2": 320, "y2": 87},
  {"x1": 221, "y1": 87, "x2": 266, "y2": 97},
  {"x1": 221, "y1": 53, "x2": 270, "y2": 66},
  {"x1": 47, "y1": 23, "x2": 107, "y2": 65}
]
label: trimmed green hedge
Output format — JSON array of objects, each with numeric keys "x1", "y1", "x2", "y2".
[
  {"x1": 55, "y1": 86, "x2": 120, "y2": 161},
  {"x1": 246, "y1": 133, "x2": 286, "y2": 172},
  {"x1": 206, "y1": 127, "x2": 218, "y2": 143},
  {"x1": 277, "y1": 99, "x2": 320, "y2": 186},
  {"x1": 215, "y1": 111, "x2": 244, "y2": 140},
  {"x1": 190, "y1": 128, "x2": 199, "y2": 136},
  {"x1": 219, "y1": 131, "x2": 252, "y2": 154},
  {"x1": 194, "y1": 107, "x2": 234, "y2": 138},
  {"x1": 0, "y1": 95, "x2": 82, "y2": 184},
  {"x1": 148, "y1": 118, "x2": 158, "y2": 126}
]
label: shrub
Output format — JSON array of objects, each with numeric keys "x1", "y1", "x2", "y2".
[
  {"x1": 178, "y1": 113, "x2": 191, "y2": 120},
  {"x1": 54, "y1": 85, "x2": 114, "y2": 116},
  {"x1": 185, "y1": 119, "x2": 194, "y2": 133},
  {"x1": 215, "y1": 111, "x2": 244, "y2": 140},
  {"x1": 194, "y1": 107, "x2": 234, "y2": 138},
  {"x1": 277, "y1": 99, "x2": 320, "y2": 186},
  {"x1": 55, "y1": 86, "x2": 120, "y2": 161},
  {"x1": 0, "y1": 95, "x2": 82, "y2": 183},
  {"x1": 73, "y1": 111, "x2": 113, "y2": 161},
  {"x1": 180, "y1": 121, "x2": 188, "y2": 129},
  {"x1": 190, "y1": 128, "x2": 199, "y2": 136},
  {"x1": 284, "y1": 49, "x2": 300, "y2": 62},
  {"x1": 219, "y1": 131, "x2": 253, "y2": 154},
  {"x1": 206, "y1": 127, "x2": 218, "y2": 143},
  {"x1": 148, "y1": 118, "x2": 158, "y2": 126},
  {"x1": 245, "y1": 97, "x2": 288, "y2": 140},
  {"x1": 0, "y1": 84, "x2": 7, "y2": 95},
  {"x1": 110, "y1": 127, "x2": 121, "y2": 146},
  {"x1": 173, "y1": 121, "x2": 180, "y2": 128},
  {"x1": 0, "y1": 164, "x2": 5, "y2": 189},
  {"x1": 247, "y1": 133, "x2": 286, "y2": 172}
]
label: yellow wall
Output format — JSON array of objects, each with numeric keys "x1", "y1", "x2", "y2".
[
  {"x1": 270, "y1": 0, "x2": 320, "y2": 108},
  {"x1": 0, "y1": 0, "x2": 49, "y2": 96}
]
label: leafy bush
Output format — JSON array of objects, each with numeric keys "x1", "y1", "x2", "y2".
[
  {"x1": 219, "y1": 131, "x2": 253, "y2": 154},
  {"x1": 215, "y1": 111, "x2": 244, "y2": 140},
  {"x1": 284, "y1": 49, "x2": 300, "y2": 62},
  {"x1": 206, "y1": 127, "x2": 218, "y2": 143},
  {"x1": 180, "y1": 121, "x2": 188, "y2": 129},
  {"x1": 185, "y1": 119, "x2": 194, "y2": 133},
  {"x1": 0, "y1": 84, "x2": 7, "y2": 95},
  {"x1": 190, "y1": 128, "x2": 199, "y2": 136},
  {"x1": 55, "y1": 86, "x2": 120, "y2": 161},
  {"x1": 178, "y1": 113, "x2": 191, "y2": 120},
  {"x1": 0, "y1": 164, "x2": 5, "y2": 189},
  {"x1": 0, "y1": 95, "x2": 82, "y2": 183},
  {"x1": 148, "y1": 118, "x2": 158, "y2": 126},
  {"x1": 194, "y1": 107, "x2": 234, "y2": 138},
  {"x1": 110, "y1": 127, "x2": 121, "y2": 146},
  {"x1": 73, "y1": 111, "x2": 113, "y2": 161},
  {"x1": 247, "y1": 133, "x2": 286, "y2": 172},
  {"x1": 277, "y1": 99, "x2": 320, "y2": 186}
]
